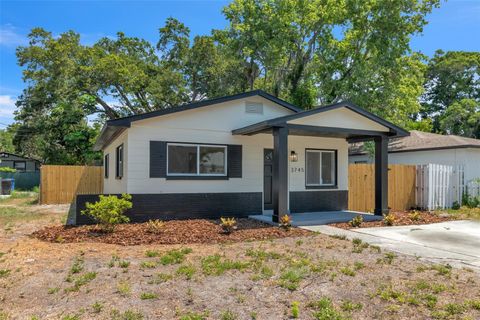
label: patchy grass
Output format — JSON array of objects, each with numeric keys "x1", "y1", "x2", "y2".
[
  {"x1": 443, "y1": 206, "x2": 480, "y2": 220},
  {"x1": 176, "y1": 264, "x2": 196, "y2": 280},
  {"x1": 159, "y1": 248, "x2": 192, "y2": 265},
  {"x1": 2, "y1": 201, "x2": 480, "y2": 319},
  {"x1": 140, "y1": 292, "x2": 158, "y2": 300},
  {"x1": 201, "y1": 254, "x2": 250, "y2": 276}
]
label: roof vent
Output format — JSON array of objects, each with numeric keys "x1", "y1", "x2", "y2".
[{"x1": 245, "y1": 101, "x2": 263, "y2": 114}]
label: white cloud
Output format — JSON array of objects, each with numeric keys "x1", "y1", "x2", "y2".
[
  {"x1": 0, "y1": 95, "x2": 17, "y2": 118},
  {"x1": 0, "y1": 24, "x2": 27, "y2": 47}
]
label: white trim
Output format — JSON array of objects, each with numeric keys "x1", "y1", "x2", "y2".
[
  {"x1": 166, "y1": 143, "x2": 228, "y2": 177},
  {"x1": 305, "y1": 149, "x2": 336, "y2": 186}
]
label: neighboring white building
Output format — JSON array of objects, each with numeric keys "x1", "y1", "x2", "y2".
[
  {"x1": 349, "y1": 130, "x2": 480, "y2": 183},
  {"x1": 75, "y1": 90, "x2": 408, "y2": 224}
]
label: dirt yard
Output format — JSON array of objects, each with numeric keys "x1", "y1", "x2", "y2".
[{"x1": 1, "y1": 194, "x2": 479, "y2": 320}]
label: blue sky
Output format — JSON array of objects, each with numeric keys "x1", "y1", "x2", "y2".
[{"x1": 0, "y1": 0, "x2": 479, "y2": 127}]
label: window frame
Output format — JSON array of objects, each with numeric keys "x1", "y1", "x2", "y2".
[
  {"x1": 116, "y1": 144, "x2": 123, "y2": 179},
  {"x1": 166, "y1": 142, "x2": 228, "y2": 177},
  {"x1": 104, "y1": 154, "x2": 109, "y2": 178},
  {"x1": 305, "y1": 149, "x2": 337, "y2": 189},
  {"x1": 13, "y1": 161, "x2": 26, "y2": 172}
]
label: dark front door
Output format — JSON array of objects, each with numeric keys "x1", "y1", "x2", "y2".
[{"x1": 263, "y1": 149, "x2": 274, "y2": 210}]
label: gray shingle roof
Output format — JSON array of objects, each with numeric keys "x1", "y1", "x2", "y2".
[{"x1": 349, "y1": 130, "x2": 480, "y2": 155}]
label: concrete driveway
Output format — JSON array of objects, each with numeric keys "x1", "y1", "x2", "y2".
[{"x1": 305, "y1": 220, "x2": 480, "y2": 270}]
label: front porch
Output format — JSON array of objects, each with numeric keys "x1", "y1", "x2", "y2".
[
  {"x1": 233, "y1": 102, "x2": 409, "y2": 222},
  {"x1": 250, "y1": 211, "x2": 383, "y2": 226}
]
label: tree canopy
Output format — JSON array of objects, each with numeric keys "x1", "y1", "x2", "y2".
[{"x1": 10, "y1": 0, "x2": 480, "y2": 164}]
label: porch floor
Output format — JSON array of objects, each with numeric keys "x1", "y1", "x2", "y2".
[{"x1": 249, "y1": 211, "x2": 382, "y2": 227}]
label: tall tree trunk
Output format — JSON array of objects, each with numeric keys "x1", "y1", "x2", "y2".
[{"x1": 94, "y1": 96, "x2": 119, "y2": 119}]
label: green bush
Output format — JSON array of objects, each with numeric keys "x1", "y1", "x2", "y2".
[
  {"x1": 349, "y1": 215, "x2": 363, "y2": 227},
  {"x1": 451, "y1": 201, "x2": 461, "y2": 210},
  {"x1": 81, "y1": 194, "x2": 132, "y2": 232},
  {"x1": 0, "y1": 167, "x2": 16, "y2": 173}
]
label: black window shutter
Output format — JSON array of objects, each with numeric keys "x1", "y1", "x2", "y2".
[
  {"x1": 150, "y1": 141, "x2": 167, "y2": 178},
  {"x1": 227, "y1": 144, "x2": 242, "y2": 178}
]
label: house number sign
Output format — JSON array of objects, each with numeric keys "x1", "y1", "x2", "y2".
[{"x1": 291, "y1": 167, "x2": 304, "y2": 173}]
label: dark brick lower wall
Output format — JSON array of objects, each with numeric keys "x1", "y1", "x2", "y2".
[
  {"x1": 290, "y1": 190, "x2": 348, "y2": 213},
  {"x1": 75, "y1": 192, "x2": 263, "y2": 225}
]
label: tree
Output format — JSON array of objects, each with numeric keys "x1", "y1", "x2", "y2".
[
  {"x1": 218, "y1": 0, "x2": 439, "y2": 123},
  {"x1": 0, "y1": 127, "x2": 16, "y2": 153},
  {"x1": 440, "y1": 99, "x2": 480, "y2": 138},
  {"x1": 421, "y1": 50, "x2": 480, "y2": 133}
]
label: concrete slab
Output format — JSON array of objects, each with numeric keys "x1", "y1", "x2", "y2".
[
  {"x1": 250, "y1": 211, "x2": 382, "y2": 226},
  {"x1": 304, "y1": 220, "x2": 480, "y2": 271}
]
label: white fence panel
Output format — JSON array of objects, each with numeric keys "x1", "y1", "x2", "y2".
[{"x1": 415, "y1": 164, "x2": 465, "y2": 210}]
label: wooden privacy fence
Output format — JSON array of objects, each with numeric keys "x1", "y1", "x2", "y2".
[
  {"x1": 40, "y1": 165, "x2": 103, "y2": 204},
  {"x1": 348, "y1": 164, "x2": 416, "y2": 212}
]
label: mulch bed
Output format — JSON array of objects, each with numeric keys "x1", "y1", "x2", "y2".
[
  {"x1": 330, "y1": 210, "x2": 456, "y2": 229},
  {"x1": 32, "y1": 218, "x2": 310, "y2": 245}
]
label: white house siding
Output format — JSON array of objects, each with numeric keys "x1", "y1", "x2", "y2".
[
  {"x1": 349, "y1": 148, "x2": 480, "y2": 183},
  {"x1": 103, "y1": 129, "x2": 128, "y2": 194},
  {"x1": 124, "y1": 97, "x2": 293, "y2": 195},
  {"x1": 288, "y1": 107, "x2": 390, "y2": 132}
]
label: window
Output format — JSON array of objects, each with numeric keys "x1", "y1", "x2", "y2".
[
  {"x1": 116, "y1": 145, "x2": 123, "y2": 178},
  {"x1": 13, "y1": 161, "x2": 26, "y2": 172},
  {"x1": 104, "y1": 154, "x2": 109, "y2": 178},
  {"x1": 167, "y1": 143, "x2": 227, "y2": 176},
  {"x1": 305, "y1": 150, "x2": 336, "y2": 187}
]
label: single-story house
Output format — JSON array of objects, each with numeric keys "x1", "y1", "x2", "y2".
[
  {"x1": 77, "y1": 90, "x2": 408, "y2": 224},
  {"x1": 0, "y1": 152, "x2": 40, "y2": 172},
  {"x1": 349, "y1": 130, "x2": 480, "y2": 183}
]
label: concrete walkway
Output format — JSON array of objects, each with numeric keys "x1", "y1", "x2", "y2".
[
  {"x1": 304, "y1": 220, "x2": 480, "y2": 271},
  {"x1": 250, "y1": 211, "x2": 382, "y2": 226}
]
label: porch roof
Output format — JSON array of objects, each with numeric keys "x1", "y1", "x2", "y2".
[{"x1": 232, "y1": 101, "x2": 409, "y2": 140}]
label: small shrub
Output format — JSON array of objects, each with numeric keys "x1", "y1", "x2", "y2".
[
  {"x1": 291, "y1": 301, "x2": 300, "y2": 318},
  {"x1": 383, "y1": 213, "x2": 395, "y2": 226},
  {"x1": 140, "y1": 292, "x2": 158, "y2": 300},
  {"x1": 146, "y1": 219, "x2": 165, "y2": 234},
  {"x1": 451, "y1": 201, "x2": 461, "y2": 210},
  {"x1": 81, "y1": 193, "x2": 132, "y2": 232},
  {"x1": 409, "y1": 210, "x2": 421, "y2": 221},
  {"x1": 220, "y1": 217, "x2": 237, "y2": 234},
  {"x1": 349, "y1": 215, "x2": 363, "y2": 227},
  {"x1": 279, "y1": 214, "x2": 292, "y2": 231}
]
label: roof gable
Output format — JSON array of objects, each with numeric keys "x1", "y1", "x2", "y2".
[{"x1": 107, "y1": 90, "x2": 301, "y2": 127}]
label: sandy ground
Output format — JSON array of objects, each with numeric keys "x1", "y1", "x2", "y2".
[{"x1": 0, "y1": 200, "x2": 479, "y2": 320}]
